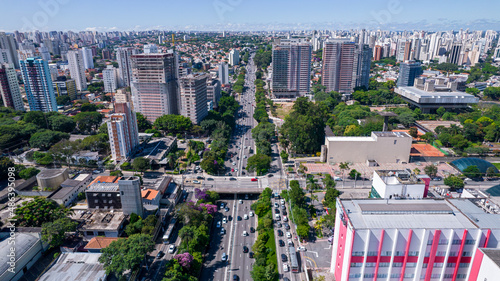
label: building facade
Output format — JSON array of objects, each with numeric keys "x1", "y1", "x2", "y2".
[
  {"x1": 398, "y1": 61, "x2": 423, "y2": 87},
  {"x1": 81, "y1": 47, "x2": 94, "y2": 69},
  {"x1": 180, "y1": 73, "x2": 208, "y2": 125},
  {"x1": 0, "y1": 32, "x2": 19, "y2": 69},
  {"x1": 229, "y1": 49, "x2": 239, "y2": 66},
  {"x1": 107, "y1": 102, "x2": 139, "y2": 163},
  {"x1": 218, "y1": 62, "x2": 229, "y2": 85},
  {"x1": 0, "y1": 63, "x2": 24, "y2": 111},
  {"x1": 271, "y1": 39, "x2": 312, "y2": 98},
  {"x1": 370, "y1": 170, "x2": 430, "y2": 199},
  {"x1": 102, "y1": 65, "x2": 117, "y2": 93},
  {"x1": 116, "y1": 47, "x2": 137, "y2": 87},
  {"x1": 20, "y1": 57, "x2": 57, "y2": 112},
  {"x1": 53, "y1": 76, "x2": 77, "y2": 100},
  {"x1": 332, "y1": 198, "x2": 500, "y2": 281},
  {"x1": 206, "y1": 78, "x2": 221, "y2": 108},
  {"x1": 130, "y1": 53, "x2": 179, "y2": 121},
  {"x1": 67, "y1": 50, "x2": 87, "y2": 91}
]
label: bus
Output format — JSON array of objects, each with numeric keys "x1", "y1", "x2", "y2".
[
  {"x1": 289, "y1": 246, "x2": 299, "y2": 273},
  {"x1": 163, "y1": 218, "x2": 177, "y2": 244}
]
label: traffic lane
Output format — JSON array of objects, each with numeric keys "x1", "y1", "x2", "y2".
[
  {"x1": 231, "y1": 194, "x2": 257, "y2": 280},
  {"x1": 200, "y1": 200, "x2": 235, "y2": 281}
]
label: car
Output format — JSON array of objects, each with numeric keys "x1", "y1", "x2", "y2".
[
  {"x1": 242, "y1": 171, "x2": 246, "y2": 175},
  {"x1": 242, "y1": 231, "x2": 248, "y2": 236},
  {"x1": 249, "y1": 211, "x2": 254, "y2": 217},
  {"x1": 193, "y1": 180, "x2": 201, "y2": 184},
  {"x1": 284, "y1": 223, "x2": 290, "y2": 230},
  {"x1": 216, "y1": 221, "x2": 221, "y2": 228},
  {"x1": 232, "y1": 162, "x2": 236, "y2": 166},
  {"x1": 223, "y1": 217, "x2": 227, "y2": 224},
  {"x1": 156, "y1": 251, "x2": 164, "y2": 258},
  {"x1": 287, "y1": 239, "x2": 293, "y2": 246},
  {"x1": 251, "y1": 178, "x2": 258, "y2": 182},
  {"x1": 283, "y1": 277, "x2": 290, "y2": 281},
  {"x1": 196, "y1": 176, "x2": 204, "y2": 180},
  {"x1": 244, "y1": 214, "x2": 249, "y2": 220},
  {"x1": 243, "y1": 155, "x2": 247, "y2": 159},
  {"x1": 283, "y1": 216, "x2": 288, "y2": 222},
  {"x1": 275, "y1": 208, "x2": 280, "y2": 214},
  {"x1": 220, "y1": 202, "x2": 225, "y2": 209},
  {"x1": 168, "y1": 244, "x2": 176, "y2": 254},
  {"x1": 267, "y1": 174, "x2": 273, "y2": 177},
  {"x1": 279, "y1": 240, "x2": 285, "y2": 247},
  {"x1": 243, "y1": 246, "x2": 249, "y2": 253},
  {"x1": 274, "y1": 202, "x2": 279, "y2": 208},
  {"x1": 432, "y1": 177, "x2": 442, "y2": 181},
  {"x1": 281, "y1": 254, "x2": 288, "y2": 262},
  {"x1": 282, "y1": 210, "x2": 287, "y2": 216},
  {"x1": 286, "y1": 232, "x2": 291, "y2": 238},
  {"x1": 227, "y1": 172, "x2": 232, "y2": 176},
  {"x1": 283, "y1": 263, "x2": 289, "y2": 272},
  {"x1": 207, "y1": 178, "x2": 214, "y2": 181},
  {"x1": 281, "y1": 199, "x2": 285, "y2": 205},
  {"x1": 245, "y1": 194, "x2": 249, "y2": 199},
  {"x1": 276, "y1": 222, "x2": 282, "y2": 228},
  {"x1": 298, "y1": 246, "x2": 307, "y2": 252},
  {"x1": 233, "y1": 274, "x2": 239, "y2": 280},
  {"x1": 249, "y1": 252, "x2": 254, "y2": 258},
  {"x1": 230, "y1": 178, "x2": 237, "y2": 181},
  {"x1": 250, "y1": 227, "x2": 255, "y2": 233},
  {"x1": 334, "y1": 176, "x2": 343, "y2": 181},
  {"x1": 225, "y1": 207, "x2": 230, "y2": 212},
  {"x1": 221, "y1": 253, "x2": 228, "y2": 261},
  {"x1": 239, "y1": 199, "x2": 243, "y2": 204},
  {"x1": 231, "y1": 168, "x2": 235, "y2": 172},
  {"x1": 93, "y1": 170, "x2": 101, "y2": 174},
  {"x1": 277, "y1": 229, "x2": 283, "y2": 236},
  {"x1": 235, "y1": 169, "x2": 238, "y2": 172},
  {"x1": 237, "y1": 216, "x2": 242, "y2": 221},
  {"x1": 275, "y1": 214, "x2": 281, "y2": 221},
  {"x1": 281, "y1": 205, "x2": 286, "y2": 210}
]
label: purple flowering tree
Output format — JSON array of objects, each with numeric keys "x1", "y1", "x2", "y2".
[
  {"x1": 194, "y1": 188, "x2": 209, "y2": 201},
  {"x1": 174, "y1": 252, "x2": 194, "y2": 268},
  {"x1": 200, "y1": 203, "x2": 218, "y2": 214}
]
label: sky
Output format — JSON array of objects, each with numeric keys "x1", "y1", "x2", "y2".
[{"x1": 1, "y1": 0, "x2": 499, "y2": 32}]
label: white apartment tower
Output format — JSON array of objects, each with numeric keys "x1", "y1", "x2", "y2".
[
  {"x1": 180, "y1": 73, "x2": 209, "y2": 125},
  {"x1": 102, "y1": 65, "x2": 118, "y2": 93},
  {"x1": 67, "y1": 50, "x2": 87, "y2": 91},
  {"x1": 218, "y1": 62, "x2": 229, "y2": 85},
  {"x1": 116, "y1": 47, "x2": 138, "y2": 88},
  {"x1": 229, "y1": 49, "x2": 239, "y2": 66},
  {"x1": 107, "y1": 102, "x2": 139, "y2": 163},
  {"x1": 0, "y1": 63, "x2": 24, "y2": 111},
  {"x1": 81, "y1": 47, "x2": 94, "y2": 69}
]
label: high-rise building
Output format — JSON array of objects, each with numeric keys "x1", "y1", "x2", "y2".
[
  {"x1": 0, "y1": 32, "x2": 19, "y2": 69},
  {"x1": 180, "y1": 73, "x2": 208, "y2": 125},
  {"x1": 20, "y1": 57, "x2": 57, "y2": 112},
  {"x1": 398, "y1": 61, "x2": 423, "y2": 87},
  {"x1": 102, "y1": 65, "x2": 118, "y2": 93},
  {"x1": 403, "y1": 40, "x2": 412, "y2": 61},
  {"x1": 81, "y1": 47, "x2": 94, "y2": 69},
  {"x1": 115, "y1": 88, "x2": 132, "y2": 107},
  {"x1": 229, "y1": 49, "x2": 239, "y2": 66},
  {"x1": 53, "y1": 76, "x2": 77, "y2": 100},
  {"x1": 116, "y1": 47, "x2": 137, "y2": 87},
  {"x1": 144, "y1": 44, "x2": 158, "y2": 54},
  {"x1": 118, "y1": 176, "x2": 144, "y2": 217},
  {"x1": 102, "y1": 49, "x2": 111, "y2": 60},
  {"x1": 449, "y1": 43, "x2": 463, "y2": 65},
  {"x1": 332, "y1": 198, "x2": 500, "y2": 281},
  {"x1": 67, "y1": 50, "x2": 87, "y2": 91},
  {"x1": 373, "y1": 45, "x2": 383, "y2": 61},
  {"x1": 107, "y1": 102, "x2": 139, "y2": 163},
  {"x1": 38, "y1": 46, "x2": 51, "y2": 62},
  {"x1": 271, "y1": 39, "x2": 312, "y2": 98},
  {"x1": 207, "y1": 78, "x2": 222, "y2": 108},
  {"x1": 218, "y1": 62, "x2": 229, "y2": 84},
  {"x1": 0, "y1": 49, "x2": 9, "y2": 64},
  {"x1": 0, "y1": 63, "x2": 24, "y2": 111},
  {"x1": 322, "y1": 40, "x2": 372, "y2": 94},
  {"x1": 130, "y1": 53, "x2": 179, "y2": 122}
]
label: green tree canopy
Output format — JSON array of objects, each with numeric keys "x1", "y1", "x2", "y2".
[
  {"x1": 41, "y1": 217, "x2": 77, "y2": 248},
  {"x1": 29, "y1": 129, "x2": 70, "y2": 150},
  {"x1": 14, "y1": 197, "x2": 71, "y2": 227}
]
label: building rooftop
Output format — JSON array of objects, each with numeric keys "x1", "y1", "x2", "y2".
[
  {"x1": 340, "y1": 198, "x2": 500, "y2": 230},
  {"x1": 141, "y1": 189, "x2": 159, "y2": 200},
  {"x1": 74, "y1": 173, "x2": 91, "y2": 181},
  {"x1": 72, "y1": 210, "x2": 126, "y2": 232},
  {"x1": 396, "y1": 86, "x2": 478, "y2": 104},
  {"x1": 326, "y1": 131, "x2": 410, "y2": 142},
  {"x1": 38, "y1": 253, "x2": 106, "y2": 281},
  {"x1": 84, "y1": 237, "x2": 120, "y2": 250},
  {"x1": 136, "y1": 137, "x2": 176, "y2": 161},
  {"x1": 88, "y1": 176, "x2": 120, "y2": 187},
  {"x1": 0, "y1": 233, "x2": 40, "y2": 277},
  {"x1": 37, "y1": 168, "x2": 67, "y2": 179},
  {"x1": 480, "y1": 248, "x2": 500, "y2": 268},
  {"x1": 86, "y1": 182, "x2": 119, "y2": 192},
  {"x1": 375, "y1": 169, "x2": 423, "y2": 185},
  {"x1": 373, "y1": 131, "x2": 411, "y2": 138}
]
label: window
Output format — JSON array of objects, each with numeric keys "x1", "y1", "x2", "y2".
[
  {"x1": 409, "y1": 251, "x2": 419, "y2": 256},
  {"x1": 462, "y1": 251, "x2": 471, "y2": 257},
  {"x1": 367, "y1": 251, "x2": 377, "y2": 256},
  {"x1": 383, "y1": 251, "x2": 392, "y2": 256},
  {"x1": 94, "y1": 200, "x2": 98, "y2": 203},
  {"x1": 404, "y1": 273, "x2": 414, "y2": 278},
  {"x1": 379, "y1": 263, "x2": 390, "y2": 267},
  {"x1": 439, "y1": 239, "x2": 448, "y2": 245},
  {"x1": 465, "y1": 239, "x2": 475, "y2": 245},
  {"x1": 86, "y1": 231, "x2": 93, "y2": 235},
  {"x1": 395, "y1": 251, "x2": 405, "y2": 256},
  {"x1": 407, "y1": 263, "x2": 416, "y2": 268},
  {"x1": 431, "y1": 274, "x2": 441, "y2": 278},
  {"x1": 97, "y1": 231, "x2": 105, "y2": 236},
  {"x1": 349, "y1": 273, "x2": 361, "y2": 278},
  {"x1": 437, "y1": 251, "x2": 446, "y2": 256},
  {"x1": 428, "y1": 240, "x2": 433, "y2": 245},
  {"x1": 363, "y1": 274, "x2": 374, "y2": 278},
  {"x1": 350, "y1": 263, "x2": 362, "y2": 267},
  {"x1": 449, "y1": 251, "x2": 457, "y2": 256},
  {"x1": 393, "y1": 263, "x2": 403, "y2": 267},
  {"x1": 377, "y1": 274, "x2": 388, "y2": 278},
  {"x1": 452, "y1": 239, "x2": 461, "y2": 245},
  {"x1": 444, "y1": 274, "x2": 453, "y2": 278},
  {"x1": 390, "y1": 274, "x2": 401, "y2": 278},
  {"x1": 422, "y1": 263, "x2": 428, "y2": 268},
  {"x1": 447, "y1": 263, "x2": 455, "y2": 267},
  {"x1": 365, "y1": 263, "x2": 376, "y2": 267},
  {"x1": 456, "y1": 274, "x2": 467, "y2": 278},
  {"x1": 352, "y1": 251, "x2": 364, "y2": 256},
  {"x1": 435, "y1": 263, "x2": 443, "y2": 268},
  {"x1": 394, "y1": 140, "x2": 397, "y2": 145},
  {"x1": 459, "y1": 263, "x2": 469, "y2": 268}
]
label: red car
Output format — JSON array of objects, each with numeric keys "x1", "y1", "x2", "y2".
[
  {"x1": 231, "y1": 168, "x2": 235, "y2": 172},
  {"x1": 251, "y1": 178, "x2": 258, "y2": 182}
]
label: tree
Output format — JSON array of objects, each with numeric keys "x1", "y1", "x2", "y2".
[
  {"x1": 99, "y1": 234, "x2": 154, "y2": 277},
  {"x1": 80, "y1": 103, "x2": 98, "y2": 112},
  {"x1": 29, "y1": 129, "x2": 70, "y2": 150},
  {"x1": 153, "y1": 114, "x2": 193, "y2": 134},
  {"x1": 74, "y1": 111, "x2": 102, "y2": 133},
  {"x1": 48, "y1": 114, "x2": 76, "y2": 133},
  {"x1": 56, "y1": 95, "x2": 71, "y2": 105},
  {"x1": 14, "y1": 197, "x2": 71, "y2": 227},
  {"x1": 246, "y1": 153, "x2": 271, "y2": 175},
  {"x1": 398, "y1": 112, "x2": 416, "y2": 127},
  {"x1": 408, "y1": 127, "x2": 418, "y2": 138},
  {"x1": 23, "y1": 111, "x2": 49, "y2": 128},
  {"x1": 50, "y1": 140, "x2": 79, "y2": 167},
  {"x1": 322, "y1": 174, "x2": 336, "y2": 189},
  {"x1": 280, "y1": 150, "x2": 288, "y2": 163},
  {"x1": 41, "y1": 217, "x2": 77, "y2": 248},
  {"x1": 296, "y1": 224, "x2": 310, "y2": 239},
  {"x1": 486, "y1": 167, "x2": 497, "y2": 178},
  {"x1": 136, "y1": 112, "x2": 152, "y2": 132},
  {"x1": 18, "y1": 167, "x2": 40, "y2": 179},
  {"x1": 348, "y1": 169, "x2": 361, "y2": 179},
  {"x1": 132, "y1": 157, "x2": 151, "y2": 174},
  {"x1": 463, "y1": 165, "x2": 481, "y2": 179},
  {"x1": 424, "y1": 164, "x2": 438, "y2": 178},
  {"x1": 444, "y1": 175, "x2": 464, "y2": 191},
  {"x1": 339, "y1": 162, "x2": 350, "y2": 182},
  {"x1": 436, "y1": 107, "x2": 446, "y2": 117}
]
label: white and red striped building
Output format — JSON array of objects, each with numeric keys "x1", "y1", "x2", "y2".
[{"x1": 332, "y1": 198, "x2": 500, "y2": 281}]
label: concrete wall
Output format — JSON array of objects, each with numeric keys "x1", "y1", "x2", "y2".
[{"x1": 372, "y1": 172, "x2": 426, "y2": 199}]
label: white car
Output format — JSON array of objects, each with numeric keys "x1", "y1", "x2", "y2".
[
  {"x1": 222, "y1": 217, "x2": 227, "y2": 224},
  {"x1": 244, "y1": 155, "x2": 247, "y2": 159},
  {"x1": 168, "y1": 244, "x2": 176, "y2": 254},
  {"x1": 232, "y1": 162, "x2": 236, "y2": 166},
  {"x1": 193, "y1": 180, "x2": 201, "y2": 184},
  {"x1": 281, "y1": 199, "x2": 285, "y2": 205},
  {"x1": 216, "y1": 221, "x2": 221, "y2": 228},
  {"x1": 283, "y1": 263, "x2": 289, "y2": 272},
  {"x1": 287, "y1": 239, "x2": 293, "y2": 246},
  {"x1": 244, "y1": 214, "x2": 249, "y2": 220},
  {"x1": 220, "y1": 228, "x2": 226, "y2": 235},
  {"x1": 298, "y1": 246, "x2": 307, "y2": 252},
  {"x1": 286, "y1": 232, "x2": 291, "y2": 238},
  {"x1": 239, "y1": 199, "x2": 243, "y2": 204},
  {"x1": 249, "y1": 211, "x2": 254, "y2": 217},
  {"x1": 242, "y1": 231, "x2": 248, "y2": 236}
]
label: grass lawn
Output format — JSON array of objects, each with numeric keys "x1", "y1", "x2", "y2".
[
  {"x1": 493, "y1": 163, "x2": 500, "y2": 170},
  {"x1": 274, "y1": 102, "x2": 294, "y2": 119},
  {"x1": 265, "y1": 227, "x2": 278, "y2": 271}
]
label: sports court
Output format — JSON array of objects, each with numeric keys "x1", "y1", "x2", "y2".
[{"x1": 411, "y1": 143, "x2": 446, "y2": 157}]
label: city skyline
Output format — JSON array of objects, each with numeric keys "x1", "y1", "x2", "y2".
[{"x1": 0, "y1": 0, "x2": 499, "y2": 32}]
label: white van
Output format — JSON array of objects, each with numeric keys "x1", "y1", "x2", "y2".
[{"x1": 275, "y1": 214, "x2": 281, "y2": 221}]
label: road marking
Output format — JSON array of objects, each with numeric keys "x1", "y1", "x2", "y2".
[
  {"x1": 224, "y1": 194, "x2": 238, "y2": 281},
  {"x1": 304, "y1": 256, "x2": 318, "y2": 268},
  {"x1": 324, "y1": 243, "x2": 332, "y2": 250},
  {"x1": 308, "y1": 251, "x2": 319, "y2": 257}
]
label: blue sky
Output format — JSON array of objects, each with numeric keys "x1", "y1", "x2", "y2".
[{"x1": 1, "y1": 0, "x2": 499, "y2": 31}]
